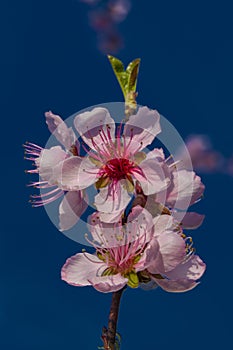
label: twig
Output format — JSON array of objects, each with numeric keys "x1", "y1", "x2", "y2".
[{"x1": 102, "y1": 288, "x2": 124, "y2": 349}]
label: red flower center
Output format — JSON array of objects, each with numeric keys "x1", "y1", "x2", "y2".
[{"x1": 104, "y1": 158, "x2": 135, "y2": 181}]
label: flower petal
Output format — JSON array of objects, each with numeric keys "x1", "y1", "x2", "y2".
[
  {"x1": 166, "y1": 255, "x2": 206, "y2": 281},
  {"x1": 152, "y1": 277, "x2": 199, "y2": 293},
  {"x1": 88, "y1": 212, "x2": 124, "y2": 248},
  {"x1": 59, "y1": 191, "x2": 88, "y2": 231},
  {"x1": 61, "y1": 253, "x2": 105, "y2": 286},
  {"x1": 133, "y1": 158, "x2": 170, "y2": 195},
  {"x1": 36, "y1": 146, "x2": 67, "y2": 182},
  {"x1": 172, "y1": 212, "x2": 205, "y2": 229},
  {"x1": 94, "y1": 181, "x2": 131, "y2": 214},
  {"x1": 123, "y1": 106, "x2": 161, "y2": 152},
  {"x1": 140, "y1": 237, "x2": 164, "y2": 272},
  {"x1": 74, "y1": 107, "x2": 115, "y2": 150},
  {"x1": 166, "y1": 169, "x2": 205, "y2": 210},
  {"x1": 45, "y1": 111, "x2": 78, "y2": 151},
  {"x1": 153, "y1": 214, "x2": 175, "y2": 236},
  {"x1": 127, "y1": 206, "x2": 154, "y2": 243},
  {"x1": 54, "y1": 156, "x2": 100, "y2": 190},
  {"x1": 89, "y1": 273, "x2": 128, "y2": 293},
  {"x1": 97, "y1": 210, "x2": 124, "y2": 223},
  {"x1": 156, "y1": 231, "x2": 186, "y2": 272}
]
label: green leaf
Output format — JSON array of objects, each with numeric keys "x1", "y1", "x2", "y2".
[
  {"x1": 108, "y1": 55, "x2": 127, "y2": 98},
  {"x1": 108, "y1": 55, "x2": 141, "y2": 100},
  {"x1": 108, "y1": 55, "x2": 125, "y2": 73},
  {"x1": 126, "y1": 58, "x2": 141, "y2": 93}
]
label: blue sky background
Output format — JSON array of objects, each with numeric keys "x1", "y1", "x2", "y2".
[{"x1": 1, "y1": 0, "x2": 233, "y2": 349}]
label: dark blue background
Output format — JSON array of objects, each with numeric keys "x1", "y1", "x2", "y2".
[{"x1": 1, "y1": 0, "x2": 233, "y2": 349}]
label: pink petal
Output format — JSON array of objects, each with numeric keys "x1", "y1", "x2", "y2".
[
  {"x1": 156, "y1": 231, "x2": 186, "y2": 272},
  {"x1": 97, "y1": 210, "x2": 124, "y2": 223},
  {"x1": 153, "y1": 214, "x2": 175, "y2": 237},
  {"x1": 172, "y1": 212, "x2": 205, "y2": 229},
  {"x1": 140, "y1": 237, "x2": 164, "y2": 272},
  {"x1": 134, "y1": 158, "x2": 170, "y2": 195},
  {"x1": 94, "y1": 181, "x2": 131, "y2": 214},
  {"x1": 88, "y1": 212, "x2": 123, "y2": 248},
  {"x1": 145, "y1": 148, "x2": 165, "y2": 161},
  {"x1": 89, "y1": 273, "x2": 128, "y2": 293},
  {"x1": 61, "y1": 253, "x2": 105, "y2": 286},
  {"x1": 153, "y1": 278, "x2": 199, "y2": 293},
  {"x1": 166, "y1": 255, "x2": 206, "y2": 281},
  {"x1": 59, "y1": 191, "x2": 88, "y2": 231},
  {"x1": 54, "y1": 156, "x2": 99, "y2": 190},
  {"x1": 88, "y1": 207, "x2": 154, "y2": 250},
  {"x1": 166, "y1": 169, "x2": 205, "y2": 210},
  {"x1": 45, "y1": 111, "x2": 78, "y2": 151},
  {"x1": 127, "y1": 206, "x2": 154, "y2": 243},
  {"x1": 74, "y1": 107, "x2": 115, "y2": 150},
  {"x1": 123, "y1": 106, "x2": 161, "y2": 152},
  {"x1": 36, "y1": 146, "x2": 67, "y2": 182}
]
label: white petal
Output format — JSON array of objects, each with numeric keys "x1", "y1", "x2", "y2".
[
  {"x1": 166, "y1": 255, "x2": 206, "y2": 281},
  {"x1": 74, "y1": 107, "x2": 115, "y2": 150},
  {"x1": 172, "y1": 211, "x2": 205, "y2": 229},
  {"x1": 133, "y1": 158, "x2": 170, "y2": 195},
  {"x1": 54, "y1": 156, "x2": 100, "y2": 190},
  {"x1": 153, "y1": 278, "x2": 199, "y2": 293},
  {"x1": 166, "y1": 169, "x2": 205, "y2": 210},
  {"x1": 37, "y1": 146, "x2": 67, "y2": 182},
  {"x1": 157, "y1": 232, "x2": 186, "y2": 272},
  {"x1": 61, "y1": 253, "x2": 105, "y2": 286},
  {"x1": 94, "y1": 182, "x2": 131, "y2": 214},
  {"x1": 123, "y1": 106, "x2": 161, "y2": 152},
  {"x1": 45, "y1": 111, "x2": 78, "y2": 150},
  {"x1": 90, "y1": 273, "x2": 128, "y2": 293},
  {"x1": 59, "y1": 191, "x2": 88, "y2": 231}
]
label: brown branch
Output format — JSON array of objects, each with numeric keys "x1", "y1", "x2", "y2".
[{"x1": 102, "y1": 288, "x2": 124, "y2": 350}]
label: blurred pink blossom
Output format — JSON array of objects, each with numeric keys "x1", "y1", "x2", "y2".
[
  {"x1": 80, "y1": 0, "x2": 131, "y2": 53},
  {"x1": 176, "y1": 134, "x2": 225, "y2": 173}
]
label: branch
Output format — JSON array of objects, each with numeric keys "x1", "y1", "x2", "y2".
[{"x1": 101, "y1": 288, "x2": 124, "y2": 350}]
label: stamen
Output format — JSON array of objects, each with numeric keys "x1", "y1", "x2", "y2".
[
  {"x1": 30, "y1": 187, "x2": 61, "y2": 199},
  {"x1": 30, "y1": 190, "x2": 64, "y2": 207}
]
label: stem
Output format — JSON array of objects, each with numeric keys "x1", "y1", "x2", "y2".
[
  {"x1": 102, "y1": 288, "x2": 124, "y2": 350},
  {"x1": 125, "y1": 91, "x2": 138, "y2": 121}
]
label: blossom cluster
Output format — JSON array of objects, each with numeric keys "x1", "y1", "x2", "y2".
[{"x1": 24, "y1": 106, "x2": 206, "y2": 293}]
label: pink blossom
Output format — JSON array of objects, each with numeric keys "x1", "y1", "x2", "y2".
[
  {"x1": 61, "y1": 207, "x2": 206, "y2": 293},
  {"x1": 54, "y1": 106, "x2": 171, "y2": 219},
  {"x1": 134, "y1": 149, "x2": 205, "y2": 230},
  {"x1": 24, "y1": 111, "x2": 87, "y2": 231},
  {"x1": 152, "y1": 150, "x2": 205, "y2": 210}
]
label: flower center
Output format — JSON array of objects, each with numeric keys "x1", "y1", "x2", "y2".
[
  {"x1": 103, "y1": 158, "x2": 135, "y2": 181},
  {"x1": 99, "y1": 249, "x2": 141, "y2": 288}
]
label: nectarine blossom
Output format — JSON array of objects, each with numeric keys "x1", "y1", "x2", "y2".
[
  {"x1": 54, "y1": 106, "x2": 170, "y2": 219},
  {"x1": 61, "y1": 207, "x2": 206, "y2": 293},
  {"x1": 24, "y1": 111, "x2": 87, "y2": 231}
]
